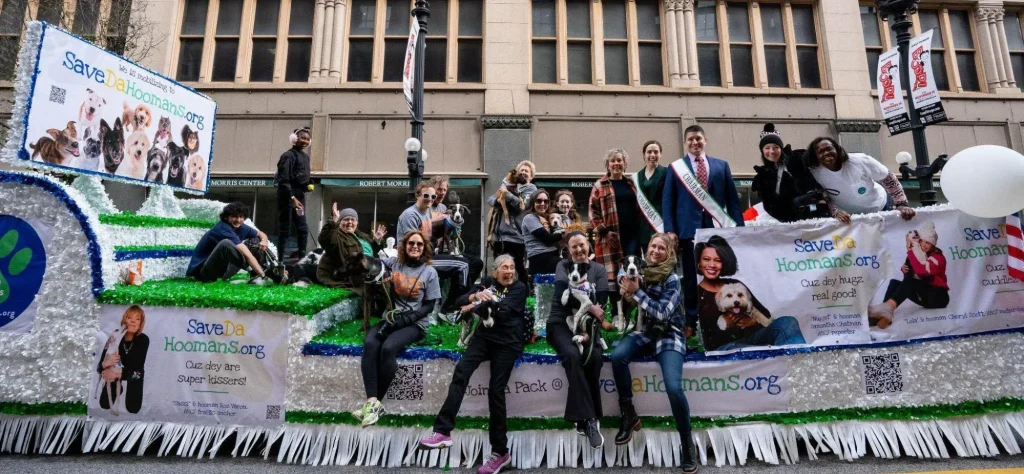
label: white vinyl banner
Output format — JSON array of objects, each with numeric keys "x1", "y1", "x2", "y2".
[
  {"x1": 14, "y1": 23, "x2": 216, "y2": 192},
  {"x1": 454, "y1": 357, "x2": 789, "y2": 418},
  {"x1": 402, "y1": 20, "x2": 420, "y2": 117},
  {"x1": 694, "y1": 219, "x2": 887, "y2": 354},
  {"x1": 909, "y1": 29, "x2": 948, "y2": 126},
  {"x1": 868, "y1": 208, "x2": 1024, "y2": 342},
  {"x1": 87, "y1": 306, "x2": 288, "y2": 427},
  {"x1": 877, "y1": 47, "x2": 911, "y2": 135}
]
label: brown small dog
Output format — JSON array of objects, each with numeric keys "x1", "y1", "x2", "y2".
[
  {"x1": 485, "y1": 169, "x2": 528, "y2": 245},
  {"x1": 122, "y1": 102, "x2": 152, "y2": 133},
  {"x1": 30, "y1": 121, "x2": 80, "y2": 165}
]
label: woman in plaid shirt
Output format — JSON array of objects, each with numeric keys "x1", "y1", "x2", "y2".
[{"x1": 612, "y1": 233, "x2": 698, "y2": 474}]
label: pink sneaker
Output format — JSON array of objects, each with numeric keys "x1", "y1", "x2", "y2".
[
  {"x1": 477, "y1": 452, "x2": 511, "y2": 474},
  {"x1": 418, "y1": 432, "x2": 453, "y2": 449}
]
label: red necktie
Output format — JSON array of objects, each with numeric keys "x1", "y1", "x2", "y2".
[{"x1": 696, "y1": 156, "x2": 709, "y2": 189}]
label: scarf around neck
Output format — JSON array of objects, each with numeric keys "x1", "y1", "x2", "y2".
[{"x1": 642, "y1": 253, "x2": 677, "y2": 284}]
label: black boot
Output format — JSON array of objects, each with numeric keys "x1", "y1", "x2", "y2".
[
  {"x1": 681, "y1": 441, "x2": 698, "y2": 473},
  {"x1": 614, "y1": 400, "x2": 642, "y2": 445}
]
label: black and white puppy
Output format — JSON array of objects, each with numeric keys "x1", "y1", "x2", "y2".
[
  {"x1": 455, "y1": 286, "x2": 498, "y2": 348},
  {"x1": 560, "y1": 261, "x2": 608, "y2": 353},
  {"x1": 616, "y1": 255, "x2": 647, "y2": 333}
]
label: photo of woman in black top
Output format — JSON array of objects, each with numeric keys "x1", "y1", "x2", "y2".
[{"x1": 98, "y1": 305, "x2": 150, "y2": 415}]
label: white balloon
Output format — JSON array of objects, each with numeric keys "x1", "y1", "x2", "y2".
[{"x1": 940, "y1": 145, "x2": 1024, "y2": 218}]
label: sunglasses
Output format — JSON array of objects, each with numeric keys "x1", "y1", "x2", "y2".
[
  {"x1": 534, "y1": 199, "x2": 549, "y2": 203},
  {"x1": 420, "y1": 194, "x2": 437, "y2": 200},
  {"x1": 407, "y1": 241, "x2": 425, "y2": 248}
]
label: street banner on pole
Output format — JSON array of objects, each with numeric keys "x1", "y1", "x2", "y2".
[
  {"x1": 909, "y1": 29, "x2": 949, "y2": 126},
  {"x1": 878, "y1": 47, "x2": 912, "y2": 135},
  {"x1": 402, "y1": 20, "x2": 420, "y2": 119}
]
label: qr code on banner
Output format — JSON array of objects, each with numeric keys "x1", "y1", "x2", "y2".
[
  {"x1": 385, "y1": 363, "x2": 424, "y2": 401},
  {"x1": 861, "y1": 353, "x2": 904, "y2": 395},
  {"x1": 266, "y1": 404, "x2": 282, "y2": 420},
  {"x1": 49, "y1": 86, "x2": 66, "y2": 104}
]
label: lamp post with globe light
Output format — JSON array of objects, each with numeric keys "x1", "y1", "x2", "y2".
[
  {"x1": 406, "y1": 0, "x2": 431, "y2": 206},
  {"x1": 876, "y1": 0, "x2": 946, "y2": 206}
]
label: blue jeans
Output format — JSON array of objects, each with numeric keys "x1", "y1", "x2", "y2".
[
  {"x1": 718, "y1": 316, "x2": 805, "y2": 351},
  {"x1": 610, "y1": 334, "x2": 692, "y2": 442}
]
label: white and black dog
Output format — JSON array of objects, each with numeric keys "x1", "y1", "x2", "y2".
[
  {"x1": 455, "y1": 286, "x2": 498, "y2": 348},
  {"x1": 560, "y1": 261, "x2": 608, "y2": 354},
  {"x1": 437, "y1": 190, "x2": 470, "y2": 256},
  {"x1": 616, "y1": 255, "x2": 646, "y2": 333}
]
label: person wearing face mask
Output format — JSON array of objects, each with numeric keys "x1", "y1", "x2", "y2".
[
  {"x1": 663, "y1": 125, "x2": 744, "y2": 330},
  {"x1": 803, "y1": 137, "x2": 916, "y2": 224},
  {"x1": 613, "y1": 233, "x2": 697, "y2": 473},
  {"x1": 590, "y1": 149, "x2": 642, "y2": 330},
  {"x1": 751, "y1": 124, "x2": 828, "y2": 223},
  {"x1": 486, "y1": 160, "x2": 538, "y2": 284},
  {"x1": 869, "y1": 222, "x2": 949, "y2": 329},
  {"x1": 316, "y1": 204, "x2": 387, "y2": 288},
  {"x1": 635, "y1": 140, "x2": 667, "y2": 251},
  {"x1": 418, "y1": 255, "x2": 528, "y2": 474},
  {"x1": 355, "y1": 230, "x2": 441, "y2": 427},
  {"x1": 546, "y1": 232, "x2": 610, "y2": 449},
  {"x1": 274, "y1": 127, "x2": 312, "y2": 261}
]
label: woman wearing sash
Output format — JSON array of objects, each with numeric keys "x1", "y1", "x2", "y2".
[
  {"x1": 589, "y1": 149, "x2": 642, "y2": 331},
  {"x1": 612, "y1": 233, "x2": 698, "y2": 473},
  {"x1": 635, "y1": 140, "x2": 667, "y2": 250}
]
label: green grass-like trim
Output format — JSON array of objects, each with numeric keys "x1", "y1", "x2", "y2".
[
  {"x1": 114, "y1": 245, "x2": 196, "y2": 252},
  {"x1": 99, "y1": 279, "x2": 353, "y2": 316},
  {"x1": 99, "y1": 212, "x2": 216, "y2": 229},
  {"x1": 0, "y1": 401, "x2": 87, "y2": 416}
]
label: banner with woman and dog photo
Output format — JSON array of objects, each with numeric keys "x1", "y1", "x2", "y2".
[
  {"x1": 87, "y1": 305, "x2": 288, "y2": 427},
  {"x1": 694, "y1": 208, "x2": 1024, "y2": 354},
  {"x1": 7, "y1": 23, "x2": 216, "y2": 193}
]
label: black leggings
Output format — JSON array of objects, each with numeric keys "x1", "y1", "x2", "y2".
[
  {"x1": 99, "y1": 379, "x2": 143, "y2": 414},
  {"x1": 528, "y1": 251, "x2": 560, "y2": 276},
  {"x1": 546, "y1": 320, "x2": 603, "y2": 422},
  {"x1": 884, "y1": 277, "x2": 950, "y2": 309},
  {"x1": 361, "y1": 322, "x2": 425, "y2": 399},
  {"x1": 492, "y1": 241, "x2": 528, "y2": 284},
  {"x1": 276, "y1": 188, "x2": 309, "y2": 260}
]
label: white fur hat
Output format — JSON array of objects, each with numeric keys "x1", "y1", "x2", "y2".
[{"x1": 919, "y1": 221, "x2": 938, "y2": 245}]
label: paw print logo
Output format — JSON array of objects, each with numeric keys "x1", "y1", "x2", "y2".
[{"x1": 0, "y1": 216, "x2": 47, "y2": 328}]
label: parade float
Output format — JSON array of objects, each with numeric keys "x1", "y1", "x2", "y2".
[{"x1": 1, "y1": 21, "x2": 1023, "y2": 470}]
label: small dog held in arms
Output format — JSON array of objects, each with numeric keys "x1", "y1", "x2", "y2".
[
  {"x1": 94, "y1": 325, "x2": 124, "y2": 416},
  {"x1": 437, "y1": 190, "x2": 470, "y2": 256},
  {"x1": 455, "y1": 286, "x2": 499, "y2": 348},
  {"x1": 615, "y1": 255, "x2": 646, "y2": 333},
  {"x1": 485, "y1": 168, "x2": 528, "y2": 245},
  {"x1": 714, "y1": 282, "x2": 771, "y2": 336},
  {"x1": 30, "y1": 121, "x2": 80, "y2": 165},
  {"x1": 560, "y1": 261, "x2": 608, "y2": 355}
]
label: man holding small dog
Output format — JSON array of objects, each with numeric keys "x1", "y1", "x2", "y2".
[
  {"x1": 274, "y1": 127, "x2": 312, "y2": 261},
  {"x1": 418, "y1": 255, "x2": 527, "y2": 474},
  {"x1": 186, "y1": 202, "x2": 269, "y2": 284}
]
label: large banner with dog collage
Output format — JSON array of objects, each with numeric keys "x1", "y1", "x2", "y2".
[
  {"x1": 694, "y1": 207, "x2": 1024, "y2": 354},
  {"x1": 12, "y1": 23, "x2": 215, "y2": 193}
]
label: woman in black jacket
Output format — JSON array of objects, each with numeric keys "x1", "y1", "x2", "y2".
[
  {"x1": 98, "y1": 305, "x2": 150, "y2": 414},
  {"x1": 751, "y1": 124, "x2": 829, "y2": 222}
]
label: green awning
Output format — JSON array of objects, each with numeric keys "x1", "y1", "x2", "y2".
[
  {"x1": 321, "y1": 178, "x2": 482, "y2": 188},
  {"x1": 209, "y1": 178, "x2": 274, "y2": 187}
]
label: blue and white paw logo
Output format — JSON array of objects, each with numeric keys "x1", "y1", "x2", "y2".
[{"x1": 0, "y1": 215, "x2": 47, "y2": 327}]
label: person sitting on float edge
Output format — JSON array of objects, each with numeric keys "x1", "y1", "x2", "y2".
[
  {"x1": 418, "y1": 254, "x2": 527, "y2": 474},
  {"x1": 751, "y1": 124, "x2": 829, "y2": 222},
  {"x1": 186, "y1": 201, "x2": 269, "y2": 284},
  {"x1": 612, "y1": 233, "x2": 698, "y2": 474},
  {"x1": 316, "y1": 204, "x2": 386, "y2": 288},
  {"x1": 354, "y1": 230, "x2": 440, "y2": 428},
  {"x1": 803, "y1": 137, "x2": 915, "y2": 224},
  {"x1": 429, "y1": 175, "x2": 484, "y2": 306}
]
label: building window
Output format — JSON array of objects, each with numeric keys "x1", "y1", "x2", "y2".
[
  {"x1": 1005, "y1": 11, "x2": 1024, "y2": 91},
  {"x1": 174, "y1": 0, "x2": 315, "y2": 83},
  {"x1": 861, "y1": 5, "x2": 983, "y2": 93},
  {"x1": 1, "y1": 0, "x2": 132, "y2": 79},
  {"x1": 345, "y1": 0, "x2": 482, "y2": 84},
  {"x1": 697, "y1": 1, "x2": 823, "y2": 89}
]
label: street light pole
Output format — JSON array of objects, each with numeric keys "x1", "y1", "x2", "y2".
[
  {"x1": 877, "y1": 0, "x2": 945, "y2": 206},
  {"x1": 406, "y1": 0, "x2": 430, "y2": 206}
]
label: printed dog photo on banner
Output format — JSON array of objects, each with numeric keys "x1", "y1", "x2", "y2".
[
  {"x1": 694, "y1": 218, "x2": 888, "y2": 354},
  {"x1": 867, "y1": 208, "x2": 1024, "y2": 343},
  {"x1": 11, "y1": 23, "x2": 216, "y2": 193}
]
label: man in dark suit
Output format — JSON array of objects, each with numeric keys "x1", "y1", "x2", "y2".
[{"x1": 662, "y1": 125, "x2": 745, "y2": 329}]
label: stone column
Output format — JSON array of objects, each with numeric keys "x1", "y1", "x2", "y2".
[
  {"x1": 664, "y1": 0, "x2": 681, "y2": 85},
  {"x1": 480, "y1": 116, "x2": 532, "y2": 268},
  {"x1": 309, "y1": 0, "x2": 326, "y2": 78},
  {"x1": 683, "y1": 0, "x2": 699, "y2": 83},
  {"x1": 328, "y1": 0, "x2": 347, "y2": 78},
  {"x1": 319, "y1": 0, "x2": 336, "y2": 77},
  {"x1": 994, "y1": 10, "x2": 1017, "y2": 88},
  {"x1": 975, "y1": 4, "x2": 1016, "y2": 93}
]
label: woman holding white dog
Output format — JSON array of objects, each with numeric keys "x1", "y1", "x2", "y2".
[
  {"x1": 613, "y1": 233, "x2": 698, "y2": 473},
  {"x1": 522, "y1": 189, "x2": 564, "y2": 277},
  {"x1": 418, "y1": 255, "x2": 527, "y2": 474},
  {"x1": 98, "y1": 305, "x2": 149, "y2": 414},
  {"x1": 355, "y1": 230, "x2": 440, "y2": 427},
  {"x1": 694, "y1": 236, "x2": 805, "y2": 352},
  {"x1": 546, "y1": 232, "x2": 611, "y2": 449}
]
